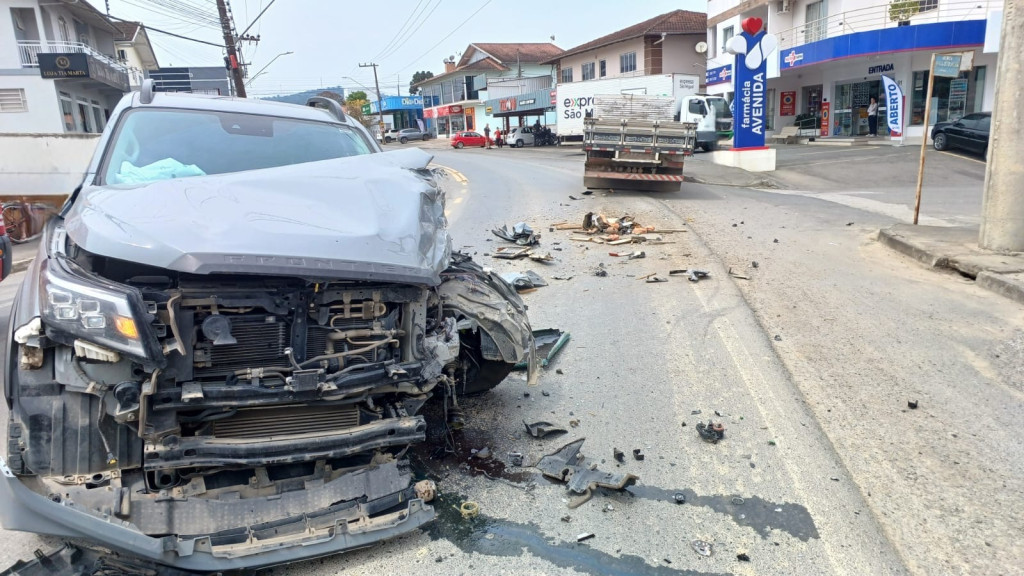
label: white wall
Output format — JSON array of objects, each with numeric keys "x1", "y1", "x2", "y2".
[
  {"x1": 558, "y1": 37, "x2": 645, "y2": 82},
  {"x1": 0, "y1": 75, "x2": 61, "y2": 132},
  {"x1": 0, "y1": 133, "x2": 98, "y2": 195}
]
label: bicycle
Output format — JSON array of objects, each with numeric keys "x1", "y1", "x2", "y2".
[{"x1": 1, "y1": 199, "x2": 58, "y2": 244}]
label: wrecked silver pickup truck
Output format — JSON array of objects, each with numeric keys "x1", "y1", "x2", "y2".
[{"x1": 1, "y1": 84, "x2": 534, "y2": 573}]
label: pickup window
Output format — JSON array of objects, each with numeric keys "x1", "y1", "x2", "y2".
[{"x1": 100, "y1": 108, "x2": 373, "y2": 185}]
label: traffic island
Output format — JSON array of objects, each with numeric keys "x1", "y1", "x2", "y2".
[
  {"x1": 706, "y1": 148, "x2": 777, "y2": 172},
  {"x1": 878, "y1": 223, "x2": 1024, "y2": 304}
]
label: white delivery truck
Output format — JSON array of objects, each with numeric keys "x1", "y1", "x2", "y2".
[{"x1": 556, "y1": 74, "x2": 731, "y2": 151}]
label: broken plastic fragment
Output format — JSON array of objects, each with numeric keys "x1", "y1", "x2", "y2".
[
  {"x1": 523, "y1": 420, "x2": 568, "y2": 439},
  {"x1": 697, "y1": 421, "x2": 726, "y2": 443},
  {"x1": 692, "y1": 540, "x2": 713, "y2": 557},
  {"x1": 536, "y1": 438, "x2": 638, "y2": 501}
]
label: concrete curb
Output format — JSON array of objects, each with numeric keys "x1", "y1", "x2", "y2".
[
  {"x1": 12, "y1": 258, "x2": 32, "y2": 275},
  {"x1": 976, "y1": 271, "x2": 1024, "y2": 305},
  {"x1": 876, "y1": 228, "x2": 949, "y2": 268}
]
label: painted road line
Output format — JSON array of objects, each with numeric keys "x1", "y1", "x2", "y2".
[
  {"x1": 938, "y1": 150, "x2": 986, "y2": 165},
  {"x1": 432, "y1": 163, "x2": 468, "y2": 184}
]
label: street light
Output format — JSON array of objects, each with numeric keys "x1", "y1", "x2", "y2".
[{"x1": 245, "y1": 51, "x2": 294, "y2": 87}]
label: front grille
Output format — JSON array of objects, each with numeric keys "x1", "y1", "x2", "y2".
[{"x1": 213, "y1": 405, "x2": 362, "y2": 439}]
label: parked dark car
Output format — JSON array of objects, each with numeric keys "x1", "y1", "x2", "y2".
[
  {"x1": 392, "y1": 127, "x2": 429, "y2": 143},
  {"x1": 932, "y1": 112, "x2": 990, "y2": 155},
  {"x1": 0, "y1": 84, "x2": 534, "y2": 573}
]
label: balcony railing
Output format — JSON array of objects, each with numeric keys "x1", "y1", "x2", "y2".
[
  {"x1": 17, "y1": 40, "x2": 142, "y2": 90},
  {"x1": 776, "y1": 0, "x2": 1000, "y2": 51}
]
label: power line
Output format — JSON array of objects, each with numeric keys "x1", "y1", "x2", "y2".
[
  {"x1": 106, "y1": 13, "x2": 225, "y2": 47},
  {"x1": 396, "y1": 0, "x2": 494, "y2": 73},
  {"x1": 371, "y1": 0, "x2": 427, "y2": 61},
  {"x1": 379, "y1": 0, "x2": 443, "y2": 61}
]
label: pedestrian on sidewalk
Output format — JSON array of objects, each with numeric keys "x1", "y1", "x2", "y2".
[
  {"x1": 484, "y1": 124, "x2": 492, "y2": 148},
  {"x1": 494, "y1": 127, "x2": 504, "y2": 148},
  {"x1": 867, "y1": 97, "x2": 878, "y2": 137}
]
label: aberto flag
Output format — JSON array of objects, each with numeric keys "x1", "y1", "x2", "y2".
[{"x1": 881, "y1": 75, "x2": 904, "y2": 136}]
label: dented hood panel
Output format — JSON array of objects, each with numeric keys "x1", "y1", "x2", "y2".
[{"x1": 64, "y1": 148, "x2": 452, "y2": 285}]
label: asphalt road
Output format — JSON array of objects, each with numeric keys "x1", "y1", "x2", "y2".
[{"x1": 1, "y1": 143, "x2": 1019, "y2": 575}]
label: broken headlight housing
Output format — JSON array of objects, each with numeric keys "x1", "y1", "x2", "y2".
[{"x1": 39, "y1": 258, "x2": 155, "y2": 362}]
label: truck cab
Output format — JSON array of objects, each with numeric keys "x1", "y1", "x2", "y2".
[{"x1": 677, "y1": 95, "x2": 732, "y2": 151}]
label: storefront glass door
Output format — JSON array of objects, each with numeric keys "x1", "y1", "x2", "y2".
[{"x1": 834, "y1": 80, "x2": 880, "y2": 136}]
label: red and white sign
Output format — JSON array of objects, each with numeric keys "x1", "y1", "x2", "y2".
[
  {"x1": 780, "y1": 91, "x2": 796, "y2": 116},
  {"x1": 499, "y1": 97, "x2": 517, "y2": 112},
  {"x1": 423, "y1": 108, "x2": 435, "y2": 119},
  {"x1": 820, "y1": 102, "x2": 830, "y2": 137}
]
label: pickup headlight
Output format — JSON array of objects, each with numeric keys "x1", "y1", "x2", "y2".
[{"x1": 39, "y1": 258, "x2": 154, "y2": 361}]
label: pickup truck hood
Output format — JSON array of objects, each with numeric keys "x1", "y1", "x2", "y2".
[{"x1": 64, "y1": 148, "x2": 452, "y2": 285}]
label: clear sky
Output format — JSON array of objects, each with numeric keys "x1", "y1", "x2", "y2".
[{"x1": 105, "y1": 0, "x2": 706, "y2": 98}]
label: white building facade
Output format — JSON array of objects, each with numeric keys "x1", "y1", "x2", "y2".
[{"x1": 705, "y1": 0, "x2": 1003, "y2": 140}]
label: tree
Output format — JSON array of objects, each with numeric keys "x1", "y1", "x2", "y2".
[
  {"x1": 346, "y1": 90, "x2": 368, "y2": 103},
  {"x1": 408, "y1": 71, "x2": 434, "y2": 96},
  {"x1": 888, "y1": 0, "x2": 919, "y2": 22}
]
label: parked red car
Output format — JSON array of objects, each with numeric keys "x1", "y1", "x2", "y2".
[{"x1": 451, "y1": 131, "x2": 487, "y2": 148}]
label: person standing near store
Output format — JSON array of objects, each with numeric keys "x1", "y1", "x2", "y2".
[
  {"x1": 484, "y1": 124, "x2": 492, "y2": 148},
  {"x1": 494, "y1": 127, "x2": 503, "y2": 148},
  {"x1": 867, "y1": 97, "x2": 878, "y2": 137}
]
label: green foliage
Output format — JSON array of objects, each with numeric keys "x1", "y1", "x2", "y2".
[
  {"x1": 408, "y1": 71, "x2": 434, "y2": 95},
  {"x1": 346, "y1": 90, "x2": 368, "y2": 103},
  {"x1": 889, "y1": 0, "x2": 920, "y2": 22}
]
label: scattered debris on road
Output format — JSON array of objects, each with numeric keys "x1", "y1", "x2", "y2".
[
  {"x1": 646, "y1": 276, "x2": 667, "y2": 283},
  {"x1": 457, "y1": 501, "x2": 480, "y2": 519},
  {"x1": 728, "y1": 267, "x2": 750, "y2": 280},
  {"x1": 691, "y1": 540, "x2": 714, "y2": 557},
  {"x1": 594, "y1": 264, "x2": 608, "y2": 277},
  {"x1": 490, "y1": 246, "x2": 533, "y2": 259},
  {"x1": 414, "y1": 480, "x2": 437, "y2": 502},
  {"x1": 561, "y1": 515, "x2": 572, "y2": 523},
  {"x1": 493, "y1": 222, "x2": 540, "y2": 245},
  {"x1": 569, "y1": 418, "x2": 580, "y2": 428},
  {"x1": 528, "y1": 251, "x2": 555, "y2": 263},
  {"x1": 501, "y1": 270, "x2": 548, "y2": 292},
  {"x1": 752, "y1": 261, "x2": 759, "y2": 268},
  {"x1": 697, "y1": 421, "x2": 726, "y2": 443},
  {"x1": 774, "y1": 335, "x2": 783, "y2": 341},
  {"x1": 908, "y1": 400, "x2": 919, "y2": 409},
  {"x1": 523, "y1": 420, "x2": 568, "y2": 439},
  {"x1": 674, "y1": 492, "x2": 687, "y2": 504},
  {"x1": 577, "y1": 533, "x2": 596, "y2": 543},
  {"x1": 508, "y1": 452, "x2": 524, "y2": 467},
  {"x1": 613, "y1": 448, "x2": 625, "y2": 463},
  {"x1": 472, "y1": 447, "x2": 492, "y2": 460},
  {"x1": 536, "y1": 439, "x2": 639, "y2": 508},
  {"x1": 737, "y1": 553, "x2": 751, "y2": 562},
  {"x1": 670, "y1": 269, "x2": 711, "y2": 282}
]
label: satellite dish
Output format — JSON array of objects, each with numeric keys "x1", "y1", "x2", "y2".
[
  {"x1": 695, "y1": 41, "x2": 709, "y2": 54},
  {"x1": 448, "y1": 55, "x2": 455, "y2": 61},
  {"x1": 550, "y1": 34, "x2": 556, "y2": 41}
]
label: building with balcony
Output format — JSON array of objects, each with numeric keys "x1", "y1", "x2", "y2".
[
  {"x1": 1, "y1": 0, "x2": 137, "y2": 134},
  {"x1": 113, "y1": 21, "x2": 158, "y2": 89},
  {"x1": 705, "y1": 0, "x2": 1003, "y2": 140},
  {"x1": 414, "y1": 42, "x2": 563, "y2": 137}
]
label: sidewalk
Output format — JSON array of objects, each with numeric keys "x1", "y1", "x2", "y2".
[{"x1": 878, "y1": 224, "x2": 1024, "y2": 304}]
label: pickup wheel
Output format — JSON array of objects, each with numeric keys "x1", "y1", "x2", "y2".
[{"x1": 932, "y1": 133, "x2": 947, "y2": 151}]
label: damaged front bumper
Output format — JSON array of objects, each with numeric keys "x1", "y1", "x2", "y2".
[{"x1": 0, "y1": 457, "x2": 434, "y2": 572}]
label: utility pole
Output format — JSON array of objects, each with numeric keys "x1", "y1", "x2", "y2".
[
  {"x1": 980, "y1": 0, "x2": 1023, "y2": 251},
  {"x1": 216, "y1": 0, "x2": 246, "y2": 98},
  {"x1": 360, "y1": 62, "x2": 385, "y2": 144}
]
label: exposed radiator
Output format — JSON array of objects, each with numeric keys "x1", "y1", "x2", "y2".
[{"x1": 213, "y1": 405, "x2": 362, "y2": 439}]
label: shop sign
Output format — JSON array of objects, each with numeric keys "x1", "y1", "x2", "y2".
[
  {"x1": 448, "y1": 105, "x2": 463, "y2": 115},
  {"x1": 782, "y1": 50, "x2": 804, "y2": 69},
  {"x1": 933, "y1": 54, "x2": 963, "y2": 78},
  {"x1": 550, "y1": 90, "x2": 556, "y2": 105},
  {"x1": 486, "y1": 106, "x2": 493, "y2": 114},
  {"x1": 39, "y1": 53, "x2": 89, "y2": 79},
  {"x1": 780, "y1": 91, "x2": 796, "y2": 116},
  {"x1": 500, "y1": 97, "x2": 517, "y2": 112},
  {"x1": 868, "y1": 63, "x2": 894, "y2": 74},
  {"x1": 725, "y1": 17, "x2": 778, "y2": 149},
  {"x1": 423, "y1": 107, "x2": 435, "y2": 119},
  {"x1": 820, "y1": 101, "x2": 830, "y2": 137},
  {"x1": 361, "y1": 103, "x2": 372, "y2": 115},
  {"x1": 705, "y1": 64, "x2": 732, "y2": 86}
]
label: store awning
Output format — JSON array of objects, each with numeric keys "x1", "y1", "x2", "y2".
[{"x1": 484, "y1": 88, "x2": 556, "y2": 118}]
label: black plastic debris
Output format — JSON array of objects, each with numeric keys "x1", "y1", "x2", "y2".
[
  {"x1": 632, "y1": 449, "x2": 645, "y2": 461},
  {"x1": 737, "y1": 553, "x2": 751, "y2": 562},
  {"x1": 908, "y1": 400, "x2": 919, "y2": 409},
  {"x1": 613, "y1": 448, "x2": 625, "y2": 463},
  {"x1": 536, "y1": 438, "x2": 638, "y2": 507},
  {"x1": 646, "y1": 276, "x2": 667, "y2": 283},
  {"x1": 493, "y1": 222, "x2": 540, "y2": 245},
  {"x1": 751, "y1": 261, "x2": 759, "y2": 268},
  {"x1": 774, "y1": 335, "x2": 782, "y2": 341},
  {"x1": 500, "y1": 270, "x2": 548, "y2": 292},
  {"x1": 514, "y1": 329, "x2": 570, "y2": 370},
  {"x1": 673, "y1": 492, "x2": 687, "y2": 504},
  {"x1": 670, "y1": 269, "x2": 710, "y2": 282},
  {"x1": 697, "y1": 421, "x2": 726, "y2": 443},
  {"x1": 561, "y1": 515, "x2": 572, "y2": 522},
  {"x1": 691, "y1": 540, "x2": 713, "y2": 557},
  {"x1": 523, "y1": 420, "x2": 568, "y2": 439},
  {"x1": 577, "y1": 533, "x2": 596, "y2": 543},
  {"x1": 594, "y1": 264, "x2": 608, "y2": 277}
]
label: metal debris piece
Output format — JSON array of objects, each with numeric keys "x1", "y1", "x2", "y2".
[
  {"x1": 629, "y1": 251, "x2": 646, "y2": 260},
  {"x1": 697, "y1": 421, "x2": 726, "y2": 443},
  {"x1": 491, "y1": 246, "x2": 532, "y2": 259},
  {"x1": 528, "y1": 252, "x2": 555, "y2": 263},
  {"x1": 492, "y1": 222, "x2": 540, "y2": 245},
  {"x1": 577, "y1": 533, "x2": 596, "y2": 543},
  {"x1": 728, "y1": 267, "x2": 750, "y2": 280},
  {"x1": 613, "y1": 448, "x2": 625, "y2": 463},
  {"x1": 473, "y1": 447, "x2": 492, "y2": 460},
  {"x1": 500, "y1": 270, "x2": 548, "y2": 292},
  {"x1": 731, "y1": 496, "x2": 745, "y2": 505},
  {"x1": 737, "y1": 553, "x2": 751, "y2": 562},
  {"x1": 561, "y1": 515, "x2": 572, "y2": 522},
  {"x1": 552, "y1": 275, "x2": 574, "y2": 280},
  {"x1": 646, "y1": 276, "x2": 667, "y2": 283},
  {"x1": 536, "y1": 438, "x2": 639, "y2": 502},
  {"x1": 602, "y1": 504, "x2": 615, "y2": 512},
  {"x1": 908, "y1": 400, "x2": 919, "y2": 409},
  {"x1": 414, "y1": 480, "x2": 437, "y2": 502},
  {"x1": 632, "y1": 449, "x2": 645, "y2": 461},
  {"x1": 691, "y1": 540, "x2": 713, "y2": 557},
  {"x1": 508, "y1": 452, "x2": 524, "y2": 467},
  {"x1": 523, "y1": 420, "x2": 568, "y2": 439},
  {"x1": 457, "y1": 501, "x2": 480, "y2": 519},
  {"x1": 673, "y1": 492, "x2": 686, "y2": 504}
]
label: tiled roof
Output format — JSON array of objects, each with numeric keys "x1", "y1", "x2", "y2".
[
  {"x1": 412, "y1": 56, "x2": 509, "y2": 88},
  {"x1": 469, "y1": 43, "x2": 564, "y2": 64},
  {"x1": 542, "y1": 10, "x2": 707, "y2": 63},
  {"x1": 113, "y1": 21, "x2": 141, "y2": 42}
]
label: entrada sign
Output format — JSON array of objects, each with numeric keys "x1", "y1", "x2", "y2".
[{"x1": 869, "y1": 63, "x2": 894, "y2": 74}]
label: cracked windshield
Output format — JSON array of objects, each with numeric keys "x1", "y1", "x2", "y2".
[{"x1": 0, "y1": 0, "x2": 1018, "y2": 575}]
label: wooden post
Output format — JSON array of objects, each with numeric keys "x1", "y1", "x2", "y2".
[{"x1": 913, "y1": 53, "x2": 936, "y2": 225}]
